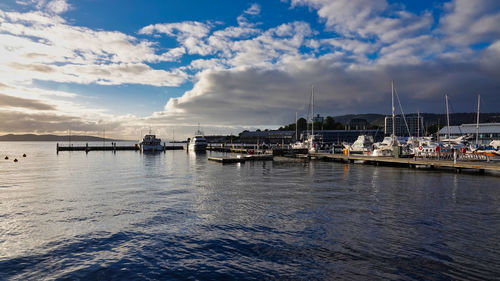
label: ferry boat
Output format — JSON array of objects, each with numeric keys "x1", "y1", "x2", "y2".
[
  {"x1": 188, "y1": 131, "x2": 207, "y2": 151},
  {"x1": 140, "y1": 134, "x2": 164, "y2": 152}
]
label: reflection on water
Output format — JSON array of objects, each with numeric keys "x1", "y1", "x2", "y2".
[{"x1": 0, "y1": 142, "x2": 499, "y2": 280}]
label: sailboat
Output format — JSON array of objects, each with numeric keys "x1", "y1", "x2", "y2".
[
  {"x1": 440, "y1": 94, "x2": 468, "y2": 150},
  {"x1": 291, "y1": 85, "x2": 321, "y2": 152},
  {"x1": 468, "y1": 94, "x2": 500, "y2": 157},
  {"x1": 372, "y1": 80, "x2": 413, "y2": 157}
]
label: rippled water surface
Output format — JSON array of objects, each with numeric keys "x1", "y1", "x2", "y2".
[{"x1": 1, "y1": 142, "x2": 499, "y2": 280}]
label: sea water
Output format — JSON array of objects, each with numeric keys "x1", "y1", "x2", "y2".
[{"x1": 0, "y1": 142, "x2": 499, "y2": 280}]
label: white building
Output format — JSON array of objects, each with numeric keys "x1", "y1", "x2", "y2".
[{"x1": 438, "y1": 123, "x2": 500, "y2": 145}]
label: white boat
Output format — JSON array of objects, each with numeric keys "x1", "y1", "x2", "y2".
[
  {"x1": 490, "y1": 140, "x2": 500, "y2": 149},
  {"x1": 140, "y1": 134, "x2": 164, "y2": 152},
  {"x1": 293, "y1": 85, "x2": 324, "y2": 152},
  {"x1": 188, "y1": 131, "x2": 207, "y2": 151},
  {"x1": 343, "y1": 135, "x2": 374, "y2": 154}
]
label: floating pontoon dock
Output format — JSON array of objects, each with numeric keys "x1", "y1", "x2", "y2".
[{"x1": 309, "y1": 153, "x2": 500, "y2": 173}]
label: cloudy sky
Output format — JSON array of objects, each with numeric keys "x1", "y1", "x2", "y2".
[{"x1": 0, "y1": 0, "x2": 499, "y2": 139}]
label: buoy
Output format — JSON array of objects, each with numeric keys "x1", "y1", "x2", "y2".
[
  {"x1": 23, "y1": 154, "x2": 27, "y2": 157},
  {"x1": 13, "y1": 158, "x2": 18, "y2": 162},
  {"x1": 4, "y1": 156, "x2": 8, "y2": 160}
]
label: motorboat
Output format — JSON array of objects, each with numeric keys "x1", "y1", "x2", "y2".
[
  {"x1": 140, "y1": 134, "x2": 164, "y2": 152},
  {"x1": 343, "y1": 135, "x2": 374, "y2": 154},
  {"x1": 188, "y1": 131, "x2": 207, "y2": 151}
]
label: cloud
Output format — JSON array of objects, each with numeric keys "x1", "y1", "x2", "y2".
[
  {"x1": 0, "y1": 93, "x2": 56, "y2": 110},
  {"x1": 0, "y1": 110, "x2": 119, "y2": 133},
  {"x1": 0, "y1": 9, "x2": 188, "y2": 86},
  {"x1": 153, "y1": 50, "x2": 500, "y2": 132},
  {"x1": 237, "y1": 3, "x2": 261, "y2": 27},
  {"x1": 438, "y1": 0, "x2": 500, "y2": 45},
  {"x1": 45, "y1": 0, "x2": 70, "y2": 14}
]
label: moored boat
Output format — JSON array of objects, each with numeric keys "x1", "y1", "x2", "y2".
[
  {"x1": 188, "y1": 131, "x2": 208, "y2": 151},
  {"x1": 140, "y1": 134, "x2": 164, "y2": 152}
]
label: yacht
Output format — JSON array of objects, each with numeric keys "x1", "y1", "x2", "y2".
[
  {"x1": 188, "y1": 131, "x2": 207, "y2": 151},
  {"x1": 140, "y1": 134, "x2": 164, "y2": 152},
  {"x1": 343, "y1": 135, "x2": 373, "y2": 154}
]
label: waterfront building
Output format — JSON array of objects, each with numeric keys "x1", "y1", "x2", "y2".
[
  {"x1": 385, "y1": 115, "x2": 424, "y2": 137},
  {"x1": 315, "y1": 130, "x2": 383, "y2": 144},
  {"x1": 238, "y1": 130, "x2": 296, "y2": 144},
  {"x1": 438, "y1": 123, "x2": 500, "y2": 145},
  {"x1": 348, "y1": 119, "x2": 368, "y2": 130},
  {"x1": 239, "y1": 129, "x2": 383, "y2": 145}
]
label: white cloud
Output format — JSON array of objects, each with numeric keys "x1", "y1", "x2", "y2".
[
  {"x1": 439, "y1": 0, "x2": 500, "y2": 45},
  {"x1": 237, "y1": 3, "x2": 261, "y2": 27},
  {"x1": 46, "y1": 0, "x2": 70, "y2": 14},
  {"x1": 0, "y1": 9, "x2": 188, "y2": 86}
]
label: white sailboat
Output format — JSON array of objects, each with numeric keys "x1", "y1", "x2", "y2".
[
  {"x1": 291, "y1": 85, "x2": 321, "y2": 152},
  {"x1": 372, "y1": 80, "x2": 413, "y2": 157}
]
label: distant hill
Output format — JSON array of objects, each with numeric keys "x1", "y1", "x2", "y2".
[
  {"x1": 333, "y1": 112, "x2": 500, "y2": 126},
  {"x1": 0, "y1": 134, "x2": 126, "y2": 142}
]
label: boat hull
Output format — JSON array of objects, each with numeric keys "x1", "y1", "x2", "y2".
[
  {"x1": 188, "y1": 143, "x2": 207, "y2": 151},
  {"x1": 141, "y1": 144, "x2": 164, "y2": 152}
]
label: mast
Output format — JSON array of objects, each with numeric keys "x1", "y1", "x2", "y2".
[
  {"x1": 311, "y1": 85, "x2": 314, "y2": 137},
  {"x1": 417, "y1": 109, "x2": 420, "y2": 138},
  {"x1": 391, "y1": 80, "x2": 395, "y2": 138},
  {"x1": 295, "y1": 112, "x2": 298, "y2": 141},
  {"x1": 475, "y1": 93, "x2": 480, "y2": 146},
  {"x1": 445, "y1": 94, "x2": 450, "y2": 146}
]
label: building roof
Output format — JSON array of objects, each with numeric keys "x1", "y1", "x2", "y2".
[
  {"x1": 438, "y1": 123, "x2": 500, "y2": 134},
  {"x1": 240, "y1": 130, "x2": 295, "y2": 137}
]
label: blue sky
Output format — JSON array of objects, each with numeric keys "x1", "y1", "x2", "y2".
[{"x1": 0, "y1": 0, "x2": 499, "y2": 138}]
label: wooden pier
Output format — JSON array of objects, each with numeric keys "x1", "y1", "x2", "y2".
[
  {"x1": 208, "y1": 154, "x2": 273, "y2": 164},
  {"x1": 208, "y1": 156, "x2": 246, "y2": 164},
  {"x1": 56, "y1": 143, "x2": 183, "y2": 152},
  {"x1": 310, "y1": 153, "x2": 500, "y2": 173}
]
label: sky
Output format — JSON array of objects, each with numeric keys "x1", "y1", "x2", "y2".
[{"x1": 0, "y1": 0, "x2": 499, "y2": 139}]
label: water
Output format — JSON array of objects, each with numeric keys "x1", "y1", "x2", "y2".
[{"x1": 0, "y1": 142, "x2": 499, "y2": 280}]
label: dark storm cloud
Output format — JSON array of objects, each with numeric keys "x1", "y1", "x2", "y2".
[{"x1": 161, "y1": 52, "x2": 500, "y2": 126}]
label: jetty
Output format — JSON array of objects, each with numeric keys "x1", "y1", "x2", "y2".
[
  {"x1": 56, "y1": 143, "x2": 183, "y2": 152},
  {"x1": 208, "y1": 153, "x2": 273, "y2": 164},
  {"x1": 309, "y1": 152, "x2": 500, "y2": 173}
]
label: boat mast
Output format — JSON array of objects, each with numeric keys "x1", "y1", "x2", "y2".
[
  {"x1": 417, "y1": 109, "x2": 420, "y2": 138},
  {"x1": 391, "y1": 80, "x2": 395, "y2": 138},
  {"x1": 445, "y1": 94, "x2": 450, "y2": 147},
  {"x1": 476, "y1": 93, "x2": 480, "y2": 146},
  {"x1": 311, "y1": 85, "x2": 314, "y2": 137},
  {"x1": 295, "y1": 112, "x2": 298, "y2": 141}
]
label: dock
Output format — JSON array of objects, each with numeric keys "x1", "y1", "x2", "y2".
[
  {"x1": 208, "y1": 154, "x2": 273, "y2": 164},
  {"x1": 310, "y1": 153, "x2": 500, "y2": 173},
  {"x1": 56, "y1": 143, "x2": 183, "y2": 152},
  {"x1": 208, "y1": 156, "x2": 246, "y2": 164}
]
